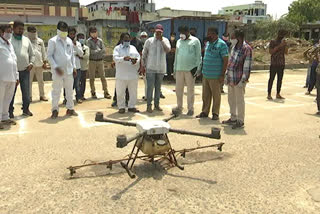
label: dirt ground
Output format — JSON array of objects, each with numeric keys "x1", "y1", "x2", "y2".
[{"x1": 1, "y1": 69, "x2": 320, "y2": 213}]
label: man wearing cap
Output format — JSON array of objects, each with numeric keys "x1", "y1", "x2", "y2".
[{"x1": 142, "y1": 24, "x2": 171, "y2": 113}]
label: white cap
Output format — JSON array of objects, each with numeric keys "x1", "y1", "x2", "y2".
[{"x1": 140, "y1": 31, "x2": 148, "y2": 37}]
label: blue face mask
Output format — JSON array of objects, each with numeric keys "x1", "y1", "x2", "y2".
[
  {"x1": 123, "y1": 41, "x2": 130, "y2": 48},
  {"x1": 79, "y1": 39, "x2": 85, "y2": 45}
]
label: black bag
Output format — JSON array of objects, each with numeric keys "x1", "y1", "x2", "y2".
[{"x1": 190, "y1": 67, "x2": 198, "y2": 76}]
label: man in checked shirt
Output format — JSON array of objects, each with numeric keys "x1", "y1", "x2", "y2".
[{"x1": 222, "y1": 29, "x2": 252, "y2": 129}]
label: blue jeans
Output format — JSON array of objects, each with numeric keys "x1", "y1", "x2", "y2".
[
  {"x1": 73, "y1": 69, "x2": 81, "y2": 100},
  {"x1": 9, "y1": 70, "x2": 30, "y2": 113},
  {"x1": 308, "y1": 61, "x2": 318, "y2": 92},
  {"x1": 146, "y1": 73, "x2": 164, "y2": 107}
]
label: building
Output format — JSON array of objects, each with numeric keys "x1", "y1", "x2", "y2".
[
  {"x1": 156, "y1": 8, "x2": 212, "y2": 19},
  {"x1": 301, "y1": 21, "x2": 320, "y2": 41},
  {"x1": 219, "y1": 0, "x2": 268, "y2": 24},
  {"x1": 0, "y1": 0, "x2": 88, "y2": 42}
]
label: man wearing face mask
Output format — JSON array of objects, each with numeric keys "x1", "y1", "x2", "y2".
[
  {"x1": 223, "y1": 29, "x2": 252, "y2": 129},
  {"x1": 27, "y1": 26, "x2": 48, "y2": 103},
  {"x1": 87, "y1": 27, "x2": 111, "y2": 99},
  {"x1": 9, "y1": 20, "x2": 35, "y2": 118},
  {"x1": 77, "y1": 33, "x2": 90, "y2": 101},
  {"x1": 47, "y1": 21, "x2": 78, "y2": 119},
  {"x1": 173, "y1": 26, "x2": 202, "y2": 116},
  {"x1": 139, "y1": 31, "x2": 148, "y2": 101},
  {"x1": 196, "y1": 27, "x2": 229, "y2": 120},
  {"x1": 142, "y1": 24, "x2": 171, "y2": 113},
  {"x1": 167, "y1": 32, "x2": 177, "y2": 81},
  {"x1": 0, "y1": 24, "x2": 18, "y2": 129},
  {"x1": 67, "y1": 27, "x2": 84, "y2": 104},
  {"x1": 267, "y1": 29, "x2": 288, "y2": 100},
  {"x1": 113, "y1": 33, "x2": 140, "y2": 114}
]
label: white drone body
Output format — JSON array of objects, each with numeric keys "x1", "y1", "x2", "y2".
[{"x1": 136, "y1": 120, "x2": 171, "y2": 135}]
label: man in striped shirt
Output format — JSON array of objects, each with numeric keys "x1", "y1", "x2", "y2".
[
  {"x1": 223, "y1": 29, "x2": 252, "y2": 129},
  {"x1": 196, "y1": 27, "x2": 229, "y2": 120}
]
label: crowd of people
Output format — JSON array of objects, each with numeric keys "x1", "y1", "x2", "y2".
[{"x1": 0, "y1": 20, "x2": 319, "y2": 131}]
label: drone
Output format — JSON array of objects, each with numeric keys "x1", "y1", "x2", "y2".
[{"x1": 67, "y1": 112, "x2": 224, "y2": 179}]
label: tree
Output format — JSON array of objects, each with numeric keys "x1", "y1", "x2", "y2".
[{"x1": 287, "y1": 0, "x2": 320, "y2": 26}]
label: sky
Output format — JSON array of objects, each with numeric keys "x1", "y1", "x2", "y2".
[{"x1": 79, "y1": 0, "x2": 295, "y2": 19}]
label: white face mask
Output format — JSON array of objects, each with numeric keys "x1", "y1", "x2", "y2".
[
  {"x1": 57, "y1": 29, "x2": 68, "y2": 39},
  {"x1": 231, "y1": 39, "x2": 238, "y2": 47},
  {"x1": 180, "y1": 34, "x2": 186, "y2": 40},
  {"x1": 28, "y1": 32, "x2": 37, "y2": 40},
  {"x1": 123, "y1": 41, "x2": 130, "y2": 48},
  {"x1": 140, "y1": 38, "x2": 147, "y2": 43},
  {"x1": 3, "y1": 32, "x2": 12, "y2": 41}
]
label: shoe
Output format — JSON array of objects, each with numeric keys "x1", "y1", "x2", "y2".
[
  {"x1": 267, "y1": 95, "x2": 273, "y2": 100},
  {"x1": 160, "y1": 93, "x2": 165, "y2": 99},
  {"x1": 23, "y1": 110, "x2": 33, "y2": 117},
  {"x1": 66, "y1": 109, "x2": 78, "y2": 116},
  {"x1": 118, "y1": 108, "x2": 125, "y2": 114},
  {"x1": 104, "y1": 93, "x2": 112, "y2": 99},
  {"x1": 76, "y1": 99, "x2": 83, "y2": 104},
  {"x1": 221, "y1": 90, "x2": 225, "y2": 94},
  {"x1": 30, "y1": 97, "x2": 32, "y2": 103},
  {"x1": 81, "y1": 97, "x2": 87, "y2": 101},
  {"x1": 2, "y1": 119, "x2": 17, "y2": 125},
  {"x1": 305, "y1": 91, "x2": 311, "y2": 95},
  {"x1": 212, "y1": 114, "x2": 219, "y2": 121},
  {"x1": 63, "y1": 99, "x2": 67, "y2": 105},
  {"x1": 232, "y1": 121, "x2": 244, "y2": 129},
  {"x1": 222, "y1": 118, "x2": 237, "y2": 125},
  {"x1": 154, "y1": 106, "x2": 163, "y2": 112},
  {"x1": 40, "y1": 96, "x2": 48, "y2": 101},
  {"x1": 91, "y1": 92, "x2": 97, "y2": 99},
  {"x1": 111, "y1": 101, "x2": 117, "y2": 107},
  {"x1": 51, "y1": 110, "x2": 58, "y2": 119},
  {"x1": 128, "y1": 108, "x2": 140, "y2": 113},
  {"x1": 303, "y1": 85, "x2": 308, "y2": 88},
  {"x1": 147, "y1": 105, "x2": 153, "y2": 113},
  {"x1": 9, "y1": 112, "x2": 14, "y2": 119},
  {"x1": 276, "y1": 94, "x2": 285, "y2": 99},
  {"x1": 172, "y1": 107, "x2": 182, "y2": 116},
  {"x1": 196, "y1": 112, "x2": 208, "y2": 118},
  {"x1": 142, "y1": 96, "x2": 147, "y2": 101},
  {"x1": 187, "y1": 110, "x2": 194, "y2": 116}
]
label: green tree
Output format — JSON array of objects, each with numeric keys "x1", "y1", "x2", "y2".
[{"x1": 287, "y1": 0, "x2": 320, "y2": 25}]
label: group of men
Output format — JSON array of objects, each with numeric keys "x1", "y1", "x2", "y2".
[
  {"x1": 2, "y1": 20, "x2": 318, "y2": 131},
  {"x1": 113, "y1": 24, "x2": 252, "y2": 129}
]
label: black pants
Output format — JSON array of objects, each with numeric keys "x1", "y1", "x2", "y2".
[
  {"x1": 80, "y1": 70, "x2": 87, "y2": 99},
  {"x1": 167, "y1": 55, "x2": 175, "y2": 76},
  {"x1": 268, "y1": 65, "x2": 284, "y2": 94},
  {"x1": 308, "y1": 62, "x2": 318, "y2": 92},
  {"x1": 316, "y1": 73, "x2": 320, "y2": 111},
  {"x1": 9, "y1": 70, "x2": 30, "y2": 114}
]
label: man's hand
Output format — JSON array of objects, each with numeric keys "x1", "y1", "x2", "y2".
[
  {"x1": 124, "y1": 56, "x2": 131, "y2": 61},
  {"x1": 131, "y1": 58, "x2": 137, "y2": 65},
  {"x1": 26, "y1": 64, "x2": 33, "y2": 72},
  {"x1": 237, "y1": 80, "x2": 246, "y2": 88},
  {"x1": 42, "y1": 63, "x2": 47, "y2": 70},
  {"x1": 280, "y1": 40, "x2": 287, "y2": 47},
  {"x1": 139, "y1": 66, "x2": 146, "y2": 76},
  {"x1": 55, "y1": 67, "x2": 64, "y2": 76},
  {"x1": 73, "y1": 69, "x2": 77, "y2": 78},
  {"x1": 194, "y1": 69, "x2": 202, "y2": 78},
  {"x1": 156, "y1": 33, "x2": 163, "y2": 41},
  {"x1": 219, "y1": 75, "x2": 225, "y2": 84},
  {"x1": 16, "y1": 80, "x2": 20, "y2": 87}
]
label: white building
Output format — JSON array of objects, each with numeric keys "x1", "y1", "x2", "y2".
[
  {"x1": 219, "y1": 0, "x2": 269, "y2": 24},
  {"x1": 87, "y1": 0, "x2": 155, "y2": 13}
]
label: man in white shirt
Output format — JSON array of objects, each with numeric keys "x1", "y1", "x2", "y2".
[
  {"x1": 47, "y1": 21, "x2": 78, "y2": 119},
  {"x1": 67, "y1": 27, "x2": 83, "y2": 104},
  {"x1": 0, "y1": 25, "x2": 18, "y2": 129},
  {"x1": 27, "y1": 26, "x2": 48, "y2": 102},
  {"x1": 9, "y1": 20, "x2": 35, "y2": 118},
  {"x1": 142, "y1": 24, "x2": 171, "y2": 113},
  {"x1": 113, "y1": 33, "x2": 140, "y2": 114}
]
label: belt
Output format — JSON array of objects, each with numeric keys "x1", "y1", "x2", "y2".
[{"x1": 90, "y1": 59, "x2": 103, "y2": 62}]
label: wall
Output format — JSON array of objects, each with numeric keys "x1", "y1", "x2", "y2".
[{"x1": 157, "y1": 9, "x2": 212, "y2": 18}]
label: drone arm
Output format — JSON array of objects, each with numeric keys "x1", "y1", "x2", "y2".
[
  {"x1": 95, "y1": 112, "x2": 136, "y2": 127},
  {"x1": 117, "y1": 132, "x2": 146, "y2": 148},
  {"x1": 169, "y1": 128, "x2": 221, "y2": 140},
  {"x1": 163, "y1": 115, "x2": 177, "y2": 122}
]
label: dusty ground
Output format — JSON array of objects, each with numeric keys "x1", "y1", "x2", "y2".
[{"x1": 1, "y1": 69, "x2": 320, "y2": 214}]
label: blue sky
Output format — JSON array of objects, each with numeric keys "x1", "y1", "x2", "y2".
[{"x1": 80, "y1": 0, "x2": 295, "y2": 19}]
